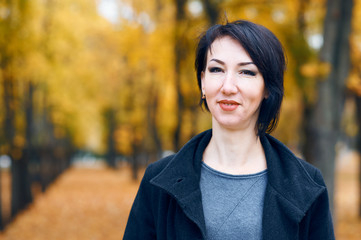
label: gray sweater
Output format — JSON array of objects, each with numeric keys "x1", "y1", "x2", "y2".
[{"x1": 200, "y1": 162, "x2": 267, "y2": 240}]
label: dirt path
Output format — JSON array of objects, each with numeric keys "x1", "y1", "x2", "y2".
[
  {"x1": 335, "y1": 151, "x2": 361, "y2": 239},
  {"x1": 0, "y1": 153, "x2": 359, "y2": 240},
  {"x1": 0, "y1": 166, "x2": 142, "y2": 240}
]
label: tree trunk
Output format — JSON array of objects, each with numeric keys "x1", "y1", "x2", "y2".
[
  {"x1": 2, "y1": 63, "x2": 17, "y2": 224},
  {"x1": 40, "y1": 147, "x2": 52, "y2": 192},
  {"x1": 173, "y1": 0, "x2": 187, "y2": 151},
  {"x1": 0, "y1": 74, "x2": 12, "y2": 230},
  {"x1": 0, "y1": 168, "x2": 2, "y2": 230},
  {"x1": 131, "y1": 141, "x2": 140, "y2": 180},
  {"x1": 105, "y1": 108, "x2": 117, "y2": 168},
  {"x1": 0, "y1": 0, "x2": 17, "y2": 226},
  {"x1": 355, "y1": 95, "x2": 361, "y2": 217},
  {"x1": 24, "y1": 80, "x2": 35, "y2": 190},
  {"x1": 11, "y1": 81, "x2": 35, "y2": 217},
  {"x1": 303, "y1": 0, "x2": 353, "y2": 216},
  {"x1": 10, "y1": 151, "x2": 33, "y2": 217},
  {"x1": 201, "y1": 0, "x2": 220, "y2": 24},
  {"x1": 147, "y1": 77, "x2": 163, "y2": 159}
]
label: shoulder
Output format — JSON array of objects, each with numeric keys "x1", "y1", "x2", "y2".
[
  {"x1": 145, "y1": 129, "x2": 212, "y2": 185},
  {"x1": 124, "y1": 156, "x2": 176, "y2": 239},
  {"x1": 143, "y1": 154, "x2": 175, "y2": 182},
  {"x1": 296, "y1": 157, "x2": 327, "y2": 188},
  {"x1": 262, "y1": 134, "x2": 328, "y2": 213},
  {"x1": 264, "y1": 134, "x2": 326, "y2": 187},
  {"x1": 128, "y1": 154, "x2": 176, "y2": 214}
]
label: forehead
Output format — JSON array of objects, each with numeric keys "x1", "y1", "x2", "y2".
[{"x1": 207, "y1": 36, "x2": 252, "y2": 62}]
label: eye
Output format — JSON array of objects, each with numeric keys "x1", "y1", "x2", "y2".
[
  {"x1": 208, "y1": 67, "x2": 223, "y2": 73},
  {"x1": 240, "y1": 70, "x2": 256, "y2": 76}
]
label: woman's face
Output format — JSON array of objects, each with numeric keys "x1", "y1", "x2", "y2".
[{"x1": 201, "y1": 36, "x2": 267, "y2": 131}]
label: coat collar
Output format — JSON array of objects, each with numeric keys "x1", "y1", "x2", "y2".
[
  {"x1": 150, "y1": 130, "x2": 211, "y2": 238},
  {"x1": 260, "y1": 134, "x2": 325, "y2": 238},
  {"x1": 150, "y1": 129, "x2": 325, "y2": 238},
  {"x1": 261, "y1": 134, "x2": 325, "y2": 212}
]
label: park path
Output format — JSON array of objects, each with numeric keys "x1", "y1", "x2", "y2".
[
  {"x1": 0, "y1": 153, "x2": 359, "y2": 240},
  {"x1": 0, "y1": 164, "x2": 142, "y2": 240},
  {"x1": 334, "y1": 151, "x2": 361, "y2": 239}
]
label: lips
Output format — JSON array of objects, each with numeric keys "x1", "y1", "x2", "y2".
[{"x1": 218, "y1": 100, "x2": 240, "y2": 111}]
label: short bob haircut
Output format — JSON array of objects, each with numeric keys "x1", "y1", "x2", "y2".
[{"x1": 195, "y1": 20, "x2": 286, "y2": 136}]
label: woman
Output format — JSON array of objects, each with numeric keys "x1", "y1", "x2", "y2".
[{"x1": 124, "y1": 20, "x2": 335, "y2": 240}]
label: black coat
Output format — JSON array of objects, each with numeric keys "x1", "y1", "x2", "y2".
[{"x1": 123, "y1": 130, "x2": 335, "y2": 240}]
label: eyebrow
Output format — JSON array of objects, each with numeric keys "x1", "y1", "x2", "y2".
[{"x1": 209, "y1": 58, "x2": 255, "y2": 66}]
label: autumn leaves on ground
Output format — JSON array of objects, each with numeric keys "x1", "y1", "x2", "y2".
[
  {"x1": 0, "y1": 164, "x2": 144, "y2": 240},
  {"x1": 0, "y1": 155, "x2": 360, "y2": 240}
]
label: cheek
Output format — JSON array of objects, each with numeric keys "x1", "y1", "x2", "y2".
[
  {"x1": 204, "y1": 76, "x2": 223, "y2": 93},
  {"x1": 243, "y1": 83, "x2": 266, "y2": 101},
  {"x1": 204, "y1": 84, "x2": 220, "y2": 98}
]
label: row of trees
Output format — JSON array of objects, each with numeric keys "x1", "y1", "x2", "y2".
[{"x1": 0, "y1": 0, "x2": 360, "y2": 229}]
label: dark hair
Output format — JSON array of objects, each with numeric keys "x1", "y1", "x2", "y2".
[{"x1": 194, "y1": 20, "x2": 286, "y2": 136}]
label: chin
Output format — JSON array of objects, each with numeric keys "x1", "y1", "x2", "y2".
[
  {"x1": 214, "y1": 118, "x2": 242, "y2": 130},
  {"x1": 213, "y1": 115, "x2": 257, "y2": 131}
]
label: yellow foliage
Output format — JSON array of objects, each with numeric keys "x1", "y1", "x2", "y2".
[
  {"x1": 115, "y1": 126, "x2": 133, "y2": 155},
  {"x1": 1, "y1": 0, "x2": 360, "y2": 154},
  {"x1": 300, "y1": 61, "x2": 331, "y2": 79},
  {"x1": 300, "y1": 62, "x2": 319, "y2": 78},
  {"x1": 347, "y1": 72, "x2": 361, "y2": 96},
  {"x1": 13, "y1": 135, "x2": 25, "y2": 148}
]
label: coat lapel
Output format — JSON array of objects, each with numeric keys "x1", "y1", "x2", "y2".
[
  {"x1": 261, "y1": 135, "x2": 325, "y2": 239},
  {"x1": 150, "y1": 130, "x2": 212, "y2": 239}
]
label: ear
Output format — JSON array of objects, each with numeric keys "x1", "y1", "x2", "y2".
[{"x1": 264, "y1": 89, "x2": 269, "y2": 99}]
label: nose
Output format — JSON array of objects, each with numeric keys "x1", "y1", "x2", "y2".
[{"x1": 221, "y1": 72, "x2": 237, "y2": 95}]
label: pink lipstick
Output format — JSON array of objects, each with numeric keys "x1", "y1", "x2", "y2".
[{"x1": 218, "y1": 100, "x2": 240, "y2": 111}]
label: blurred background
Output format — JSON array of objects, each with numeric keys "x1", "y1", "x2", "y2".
[{"x1": 0, "y1": 0, "x2": 360, "y2": 239}]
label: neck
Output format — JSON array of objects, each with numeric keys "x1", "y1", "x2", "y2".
[{"x1": 203, "y1": 121, "x2": 267, "y2": 174}]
